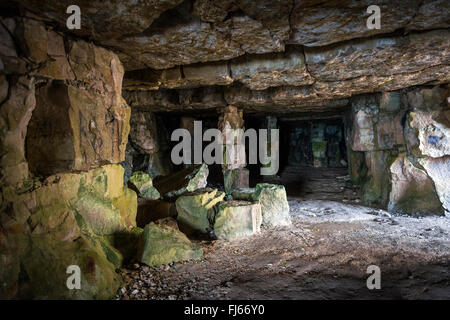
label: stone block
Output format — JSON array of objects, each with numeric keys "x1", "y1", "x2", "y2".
[{"x1": 213, "y1": 201, "x2": 262, "y2": 240}]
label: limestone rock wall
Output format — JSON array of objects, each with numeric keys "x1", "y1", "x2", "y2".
[
  {"x1": 122, "y1": 109, "x2": 174, "y2": 183},
  {"x1": 348, "y1": 85, "x2": 450, "y2": 216},
  {"x1": 122, "y1": 28, "x2": 449, "y2": 113},
  {"x1": 16, "y1": 0, "x2": 449, "y2": 71},
  {"x1": 8, "y1": 0, "x2": 447, "y2": 112},
  {"x1": 1, "y1": 16, "x2": 130, "y2": 182},
  {"x1": 0, "y1": 16, "x2": 136, "y2": 299}
]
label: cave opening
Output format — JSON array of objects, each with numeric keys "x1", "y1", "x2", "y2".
[{"x1": 245, "y1": 112, "x2": 351, "y2": 200}]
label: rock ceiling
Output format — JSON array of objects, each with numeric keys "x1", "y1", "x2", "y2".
[{"x1": 13, "y1": 0, "x2": 450, "y2": 113}]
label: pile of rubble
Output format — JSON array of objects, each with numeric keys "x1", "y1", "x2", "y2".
[{"x1": 125, "y1": 163, "x2": 292, "y2": 269}]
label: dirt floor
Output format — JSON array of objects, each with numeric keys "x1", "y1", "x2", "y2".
[
  {"x1": 116, "y1": 202, "x2": 450, "y2": 300},
  {"x1": 116, "y1": 169, "x2": 450, "y2": 300}
]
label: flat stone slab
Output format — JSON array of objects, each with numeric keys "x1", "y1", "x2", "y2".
[
  {"x1": 232, "y1": 184, "x2": 292, "y2": 227},
  {"x1": 154, "y1": 164, "x2": 209, "y2": 199}
]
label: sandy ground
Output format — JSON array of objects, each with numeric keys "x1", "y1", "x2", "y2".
[{"x1": 116, "y1": 199, "x2": 450, "y2": 300}]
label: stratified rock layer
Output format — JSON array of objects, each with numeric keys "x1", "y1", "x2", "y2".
[
  {"x1": 0, "y1": 16, "x2": 135, "y2": 299},
  {"x1": 123, "y1": 27, "x2": 449, "y2": 113},
  {"x1": 17, "y1": 0, "x2": 449, "y2": 71}
]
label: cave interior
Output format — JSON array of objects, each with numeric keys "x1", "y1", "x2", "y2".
[{"x1": 0, "y1": 0, "x2": 449, "y2": 300}]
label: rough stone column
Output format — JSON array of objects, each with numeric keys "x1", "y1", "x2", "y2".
[
  {"x1": 311, "y1": 122, "x2": 327, "y2": 167},
  {"x1": 261, "y1": 116, "x2": 279, "y2": 181},
  {"x1": 180, "y1": 116, "x2": 196, "y2": 167},
  {"x1": 218, "y1": 106, "x2": 249, "y2": 194}
]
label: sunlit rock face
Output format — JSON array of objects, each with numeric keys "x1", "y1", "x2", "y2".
[
  {"x1": 388, "y1": 155, "x2": 444, "y2": 216},
  {"x1": 347, "y1": 85, "x2": 450, "y2": 215},
  {"x1": 0, "y1": 16, "x2": 136, "y2": 299}
]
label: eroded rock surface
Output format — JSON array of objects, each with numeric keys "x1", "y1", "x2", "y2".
[
  {"x1": 252, "y1": 184, "x2": 291, "y2": 227},
  {"x1": 129, "y1": 171, "x2": 161, "y2": 200},
  {"x1": 213, "y1": 201, "x2": 262, "y2": 240},
  {"x1": 175, "y1": 189, "x2": 225, "y2": 235},
  {"x1": 0, "y1": 16, "x2": 136, "y2": 299},
  {"x1": 154, "y1": 164, "x2": 209, "y2": 199},
  {"x1": 0, "y1": 164, "x2": 137, "y2": 299},
  {"x1": 1, "y1": 0, "x2": 450, "y2": 302},
  {"x1": 138, "y1": 219, "x2": 203, "y2": 267},
  {"x1": 389, "y1": 155, "x2": 444, "y2": 215}
]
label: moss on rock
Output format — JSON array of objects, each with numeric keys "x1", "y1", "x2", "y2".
[
  {"x1": 129, "y1": 171, "x2": 160, "y2": 200},
  {"x1": 213, "y1": 201, "x2": 262, "y2": 240},
  {"x1": 175, "y1": 189, "x2": 225, "y2": 235},
  {"x1": 138, "y1": 220, "x2": 203, "y2": 267}
]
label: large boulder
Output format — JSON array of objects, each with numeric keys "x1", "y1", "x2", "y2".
[
  {"x1": 406, "y1": 110, "x2": 450, "y2": 158},
  {"x1": 213, "y1": 201, "x2": 262, "y2": 240},
  {"x1": 32, "y1": 164, "x2": 135, "y2": 235},
  {"x1": 128, "y1": 171, "x2": 160, "y2": 200},
  {"x1": 153, "y1": 164, "x2": 209, "y2": 199},
  {"x1": 0, "y1": 164, "x2": 138, "y2": 299},
  {"x1": 175, "y1": 189, "x2": 225, "y2": 235},
  {"x1": 137, "y1": 219, "x2": 203, "y2": 267},
  {"x1": 73, "y1": 193, "x2": 123, "y2": 236},
  {"x1": 420, "y1": 156, "x2": 450, "y2": 216},
  {"x1": 388, "y1": 155, "x2": 444, "y2": 215},
  {"x1": 252, "y1": 184, "x2": 291, "y2": 227},
  {"x1": 26, "y1": 42, "x2": 130, "y2": 177},
  {"x1": 111, "y1": 188, "x2": 138, "y2": 228},
  {"x1": 14, "y1": 232, "x2": 122, "y2": 299}
]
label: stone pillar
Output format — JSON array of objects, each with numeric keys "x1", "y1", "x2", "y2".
[
  {"x1": 218, "y1": 106, "x2": 249, "y2": 194},
  {"x1": 180, "y1": 116, "x2": 196, "y2": 167},
  {"x1": 261, "y1": 116, "x2": 279, "y2": 181},
  {"x1": 311, "y1": 122, "x2": 327, "y2": 167}
]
